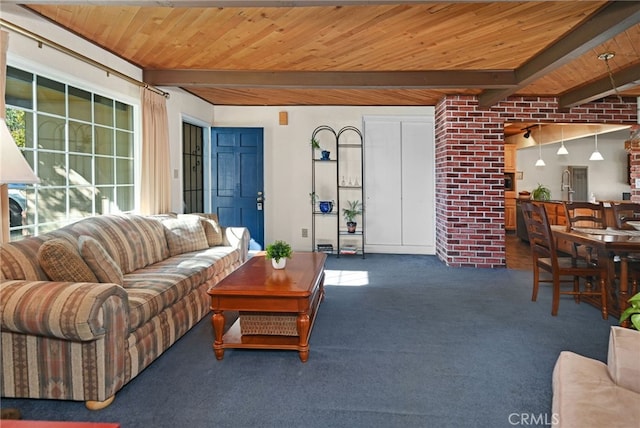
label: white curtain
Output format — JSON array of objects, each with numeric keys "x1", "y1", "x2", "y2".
[
  {"x1": 140, "y1": 87, "x2": 171, "y2": 215},
  {"x1": 1, "y1": 30, "x2": 9, "y2": 242}
]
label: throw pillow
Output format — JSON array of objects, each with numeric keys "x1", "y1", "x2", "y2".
[
  {"x1": 186, "y1": 214, "x2": 223, "y2": 246},
  {"x1": 607, "y1": 326, "x2": 640, "y2": 393},
  {"x1": 78, "y1": 235, "x2": 124, "y2": 285},
  {"x1": 37, "y1": 238, "x2": 98, "y2": 283},
  {"x1": 163, "y1": 215, "x2": 209, "y2": 256}
]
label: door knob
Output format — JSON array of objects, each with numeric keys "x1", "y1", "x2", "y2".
[{"x1": 257, "y1": 192, "x2": 264, "y2": 210}]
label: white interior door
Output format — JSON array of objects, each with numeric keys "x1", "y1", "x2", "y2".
[
  {"x1": 364, "y1": 119, "x2": 402, "y2": 246},
  {"x1": 364, "y1": 115, "x2": 435, "y2": 254},
  {"x1": 401, "y1": 120, "x2": 435, "y2": 247}
]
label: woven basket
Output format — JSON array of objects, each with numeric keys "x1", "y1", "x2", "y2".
[{"x1": 239, "y1": 312, "x2": 298, "y2": 336}]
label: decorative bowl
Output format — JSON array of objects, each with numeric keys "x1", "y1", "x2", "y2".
[{"x1": 319, "y1": 201, "x2": 333, "y2": 213}]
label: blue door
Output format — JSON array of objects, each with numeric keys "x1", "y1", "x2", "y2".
[{"x1": 211, "y1": 127, "x2": 264, "y2": 248}]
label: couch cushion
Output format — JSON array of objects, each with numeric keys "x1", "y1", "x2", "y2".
[
  {"x1": 607, "y1": 326, "x2": 640, "y2": 394},
  {"x1": 79, "y1": 235, "x2": 124, "y2": 285},
  {"x1": 122, "y1": 247, "x2": 240, "y2": 330},
  {"x1": 70, "y1": 214, "x2": 169, "y2": 275},
  {"x1": 552, "y1": 350, "x2": 640, "y2": 427},
  {"x1": 163, "y1": 216, "x2": 208, "y2": 256},
  {"x1": 189, "y1": 213, "x2": 223, "y2": 246},
  {"x1": 1, "y1": 237, "x2": 50, "y2": 281},
  {"x1": 37, "y1": 238, "x2": 98, "y2": 283}
]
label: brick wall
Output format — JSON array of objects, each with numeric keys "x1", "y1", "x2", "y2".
[{"x1": 435, "y1": 95, "x2": 638, "y2": 268}]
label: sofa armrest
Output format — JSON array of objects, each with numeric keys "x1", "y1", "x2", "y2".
[
  {"x1": 607, "y1": 326, "x2": 640, "y2": 393},
  {"x1": 222, "y1": 227, "x2": 250, "y2": 262},
  {"x1": 1, "y1": 280, "x2": 129, "y2": 341}
]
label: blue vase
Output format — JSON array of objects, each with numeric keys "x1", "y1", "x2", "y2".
[
  {"x1": 319, "y1": 201, "x2": 333, "y2": 213},
  {"x1": 321, "y1": 150, "x2": 330, "y2": 160}
]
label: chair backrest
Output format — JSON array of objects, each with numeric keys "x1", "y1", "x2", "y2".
[
  {"x1": 521, "y1": 202, "x2": 557, "y2": 262},
  {"x1": 611, "y1": 202, "x2": 640, "y2": 230},
  {"x1": 563, "y1": 201, "x2": 606, "y2": 231}
]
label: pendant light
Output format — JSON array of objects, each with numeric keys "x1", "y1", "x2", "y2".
[
  {"x1": 589, "y1": 133, "x2": 604, "y2": 161},
  {"x1": 556, "y1": 126, "x2": 568, "y2": 155},
  {"x1": 535, "y1": 124, "x2": 545, "y2": 166}
]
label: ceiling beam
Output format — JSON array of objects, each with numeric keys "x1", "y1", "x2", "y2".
[
  {"x1": 144, "y1": 69, "x2": 517, "y2": 89},
  {"x1": 477, "y1": 1, "x2": 640, "y2": 108},
  {"x1": 559, "y1": 63, "x2": 640, "y2": 109},
  {"x1": 506, "y1": 124, "x2": 631, "y2": 149}
]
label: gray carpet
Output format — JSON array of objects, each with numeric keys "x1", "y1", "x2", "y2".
[{"x1": 1, "y1": 254, "x2": 617, "y2": 427}]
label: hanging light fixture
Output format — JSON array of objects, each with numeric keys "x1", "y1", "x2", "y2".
[
  {"x1": 598, "y1": 52, "x2": 623, "y2": 103},
  {"x1": 589, "y1": 133, "x2": 604, "y2": 161},
  {"x1": 556, "y1": 126, "x2": 568, "y2": 155},
  {"x1": 535, "y1": 124, "x2": 546, "y2": 166}
]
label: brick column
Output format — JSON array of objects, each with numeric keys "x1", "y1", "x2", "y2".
[
  {"x1": 435, "y1": 96, "x2": 505, "y2": 267},
  {"x1": 435, "y1": 95, "x2": 638, "y2": 268},
  {"x1": 627, "y1": 125, "x2": 640, "y2": 202}
]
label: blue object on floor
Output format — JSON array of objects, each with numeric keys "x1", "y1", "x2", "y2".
[{"x1": 249, "y1": 238, "x2": 262, "y2": 251}]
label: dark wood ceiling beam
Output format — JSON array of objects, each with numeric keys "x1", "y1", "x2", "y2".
[
  {"x1": 477, "y1": 1, "x2": 640, "y2": 108},
  {"x1": 559, "y1": 63, "x2": 640, "y2": 109},
  {"x1": 144, "y1": 69, "x2": 517, "y2": 89}
]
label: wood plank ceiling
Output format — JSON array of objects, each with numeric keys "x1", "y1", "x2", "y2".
[{"x1": 5, "y1": 0, "x2": 640, "y2": 120}]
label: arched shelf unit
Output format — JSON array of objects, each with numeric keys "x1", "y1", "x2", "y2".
[{"x1": 311, "y1": 125, "x2": 364, "y2": 258}]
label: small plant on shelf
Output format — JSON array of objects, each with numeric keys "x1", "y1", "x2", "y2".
[
  {"x1": 620, "y1": 292, "x2": 640, "y2": 330},
  {"x1": 532, "y1": 183, "x2": 551, "y2": 201},
  {"x1": 342, "y1": 200, "x2": 363, "y2": 233},
  {"x1": 311, "y1": 137, "x2": 330, "y2": 160},
  {"x1": 265, "y1": 240, "x2": 292, "y2": 265}
]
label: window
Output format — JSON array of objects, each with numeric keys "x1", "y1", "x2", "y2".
[
  {"x1": 182, "y1": 122, "x2": 204, "y2": 213},
  {"x1": 5, "y1": 66, "x2": 136, "y2": 239}
]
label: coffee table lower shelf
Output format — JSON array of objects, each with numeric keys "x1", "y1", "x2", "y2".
[
  {"x1": 222, "y1": 319, "x2": 311, "y2": 349},
  {"x1": 214, "y1": 302, "x2": 321, "y2": 362}
]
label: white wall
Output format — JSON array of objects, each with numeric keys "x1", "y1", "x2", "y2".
[
  {"x1": 516, "y1": 129, "x2": 631, "y2": 201},
  {"x1": 212, "y1": 106, "x2": 434, "y2": 250},
  {"x1": 161, "y1": 88, "x2": 214, "y2": 212}
]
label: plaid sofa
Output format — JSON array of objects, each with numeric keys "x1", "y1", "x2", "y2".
[{"x1": 0, "y1": 213, "x2": 249, "y2": 409}]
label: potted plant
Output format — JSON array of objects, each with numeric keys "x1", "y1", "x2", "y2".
[
  {"x1": 342, "y1": 200, "x2": 363, "y2": 233},
  {"x1": 620, "y1": 291, "x2": 640, "y2": 330},
  {"x1": 532, "y1": 183, "x2": 551, "y2": 201},
  {"x1": 311, "y1": 137, "x2": 330, "y2": 160},
  {"x1": 265, "y1": 240, "x2": 292, "y2": 269}
]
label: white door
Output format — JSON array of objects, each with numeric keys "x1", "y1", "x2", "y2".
[
  {"x1": 364, "y1": 116, "x2": 435, "y2": 254},
  {"x1": 364, "y1": 119, "x2": 403, "y2": 246}
]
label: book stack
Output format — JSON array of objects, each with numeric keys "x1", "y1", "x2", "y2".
[
  {"x1": 316, "y1": 244, "x2": 334, "y2": 254},
  {"x1": 340, "y1": 245, "x2": 358, "y2": 255}
]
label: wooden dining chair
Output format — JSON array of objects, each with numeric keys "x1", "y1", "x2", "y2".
[
  {"x1": 562, "y1": 201, "x2": 607, "y2": 265},
  {"x1": 521, "y1": 202, "x2": 608, "y2": 318},
  {"x1": 611, "y1": 202, "x2": 640, "y2": 296},
  {"x1": 563, "y1": 201, "x2": 607, "y2": 231},
  {"x1": 611, "y1": 202, "x2": 640, "y2": 230}
]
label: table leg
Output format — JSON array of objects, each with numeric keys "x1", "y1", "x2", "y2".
[
  {"x1": 619, "y1": 256, "x2": 631, "y2": 328},
  {"x1": 319, "y1": 273, "x2": 326, "y2": 302},
  {"x1": 296, "y1": 313, "x2": 310, "y2": 362},
  {"x1": 212, "y1": 310, "x2": 225, "y2": 360}
]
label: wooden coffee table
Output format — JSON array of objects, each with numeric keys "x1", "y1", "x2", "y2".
[{"x1": 208, "y1": 251, "x2": 326, "y2": 362}]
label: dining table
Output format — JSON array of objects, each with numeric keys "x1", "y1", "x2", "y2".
[{"x1": 551, "y1": 225, "x2": 640, "y2": 321}]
